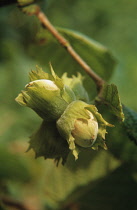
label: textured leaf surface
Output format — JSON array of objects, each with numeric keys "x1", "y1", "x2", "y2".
[
  {"x1": 58, "y1": 28, "x2": 116, "y2": 81},
  {"x1": 106, "y1": 115, "x2": 137, "y2": 163},
  {"x1": 30, "y1": 27, "x2": 116, "y2": 99},
  {"x1": 41, "y1": 150, "x2": 120, "y2": 208},
  {"x1": 61, "y1": 164, "x2": 137, "y2": 210},
  {"x1": 123, "y1": 106, "x2": 137, "y2": 145},
  {"x1": 97, "y1": 84, "x2": 124, "y2": 121}
]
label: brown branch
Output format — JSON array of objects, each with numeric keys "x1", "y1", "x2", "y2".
[
  {"x1": 1, "y1": 196, "x2": 32, "y2": 210},
  {"x1": 34, "y1": 8, "x2": 105, "y2": 92}
]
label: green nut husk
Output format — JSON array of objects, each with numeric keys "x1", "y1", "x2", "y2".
[
  {"x1": 15, "y1": 65, "x2": 76, "y2": 121},
  {"x1": 71, "y1": 111, "x2": 98, "y2": 148},
  {"x1": 57, "y1": 100, "x2": 113, "y2": 159},
  {"x1": 62, "y1": 72, "x2": 89, "y2": 103},
  {"x1": 15, "y1": 65, "x2": 114, "y2": 162}
]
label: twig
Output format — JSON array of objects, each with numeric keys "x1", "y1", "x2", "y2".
[
  {"x1": 1, "y1": 196, "x2": 31, "y2": 210},
  {"x1": 34, "y1": 8, "x2": 105, "y2": 92}
]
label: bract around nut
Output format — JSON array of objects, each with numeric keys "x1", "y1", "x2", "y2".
[
  {"x1": 62, "y1": 72, "x2": 89, "y2": 103},
  {"x1": 15, "y1": 65, "x2": 114, "y2": 163},
  {"x1": 28, "y1": 120, "x2": 70, "y2": 165},
  {"x1": 15, "y1": 65, "x2": 76, "y2": 121},
  {"x1": 57, "y1": 100, "x2": 114, "y2": 159}
]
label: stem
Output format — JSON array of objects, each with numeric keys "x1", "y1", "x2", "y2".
[
  {"x1": 1, "y1": 196, "x2": 31, "y2": 210},
  {"x1": 34, "y1": 8, "x2": 105, "y2": 91}
]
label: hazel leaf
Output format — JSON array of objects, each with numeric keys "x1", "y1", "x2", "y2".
[
  {"x1": 123, "y1": 106, "x2": 137, "y2": 145},
  {"x1": 97, "y1": 84, "x2": 125, "y2": 121},
  {"x1": 33, "y1": 27, "x2": 116, "y2": 99}
]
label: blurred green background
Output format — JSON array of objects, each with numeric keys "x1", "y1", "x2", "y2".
[{"x1": 0, "y1": 0, "x2": 137, "y2": 210}]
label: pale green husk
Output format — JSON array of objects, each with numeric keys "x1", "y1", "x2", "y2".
[
  {"x1": 15, "y1": 65, "x2": 76, "y2": 121},
  {"x1": 16, "y1": 66, "x2": 113, "y2": 162},
  {"x1": 57, "y1": 100, "x2": 113, "y2": 159}
]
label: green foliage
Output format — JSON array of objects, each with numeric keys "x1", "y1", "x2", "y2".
[
  {"x1": 32, "y1": 27, "x2": 116, "y2": 99},
  {"x1": 107, "y1": 118, "x2": 137, "y2": 163},
  {"x1": 45, "y1": 0, "x2": 137, "y2": 109},
  {"x1": 97, "y1": 84, "x2": 124, "y2": 121},
  {"x1": 41, "y1": 150, "x2": 120, "y2": 208},
  {"x1": 58, "y1": 27, "x2": 116, "y2": 82},
  {"x1": 123, "y1": 106, "x2": 137, "y2": 145},
  {"x1": 61, "y1": 164, "x2": 137, "y2": 210}
]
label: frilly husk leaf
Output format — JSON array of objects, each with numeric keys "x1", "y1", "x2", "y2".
[{"x1": 28, "y1": 120, "x2": 70, "y2": 165}]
